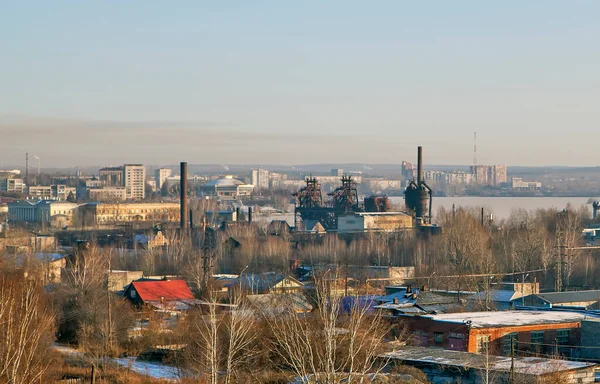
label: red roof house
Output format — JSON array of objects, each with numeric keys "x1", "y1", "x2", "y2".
[{"x1": 124, "y1": 280, "x2": 195, "y2": 308}]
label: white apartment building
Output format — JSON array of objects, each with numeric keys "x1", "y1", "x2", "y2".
[
  {"x1": 28, "y1": 185, "x2": 53, "y2": 200},
  {"x1": 123, "y1": 164, "x2": 146, "y2": 200},
  {"x1": 0, "y1": 178, "x2": 25, "y2": 194},
  {"x1": 512, "y1": 177, "x2": 542, "y2": 191},
  {"x1": 52, "y1": 185, "x2": 76, "y2": 201},
  {"x1": 251, "y1": 168, "x2": 270, "y2": 190},
  {"x1": 155, "y1": 168, "x2": 172, "y2": 190},
  {"x1": 99, "y1": 167, "x2": 123, "y2": 187},
  {"x1": 88, "y1": 187, "x2": 128, "y2": 201},
  {"x1": 28, "y1": 185, "x2": 76, "y2": 201}
]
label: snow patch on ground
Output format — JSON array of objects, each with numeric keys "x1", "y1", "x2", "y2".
[{"x1": 114, "y1": 358, "x2": 182, "y2": 380}]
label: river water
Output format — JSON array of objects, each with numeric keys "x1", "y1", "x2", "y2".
[{"x1": 388, "y1": 196, "x2": 597, "y2": 221}]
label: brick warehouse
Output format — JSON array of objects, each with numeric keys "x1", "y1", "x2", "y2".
[{"x1": 401, "y1": 310, "x2": 585, "y2": 357}]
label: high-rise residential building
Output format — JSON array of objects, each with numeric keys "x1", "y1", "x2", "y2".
[
  {"x1": 331, "y1": 168, "x2": 344, "y2": 177},
  {"x1": 250, "y1": 169, "x2": 270, "y2": 190},
  {"x1": 123, "y1": 164, "x2": 146, "y2": 200},
  {"x1": 155, "y1": 168, "x2": 172, "y2": 190},
  {"x1": 99, "y1": 167, "x2": 124, "y2": 187},
  {"x1": 470, "y1": 165, "x2": 507, "y2": 187},
  {"x1": 401, "y1": 161, "x2": 416, "y2": 180}
]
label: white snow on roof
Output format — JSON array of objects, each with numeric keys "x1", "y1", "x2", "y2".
[
  {"x1": 204, "y1": 178, "x2": 245, "y2": 187},
  {"x1": 426, "y1": 310, "x2": 586, "y2": 328},
  {"x1": 468, "y1": 290, "x2": 523, "y2": 303},
  {"x1": 382, "y1": 347, "x2": 594, "y2": 375}
]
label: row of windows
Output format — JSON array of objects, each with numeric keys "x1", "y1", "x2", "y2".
[
  {"x1": 97, "y1": 215, "x2": 176, "y2": 222},
  {"x1": 97, "y1": 208, "x2": 176, "y2": 214},
  {"x1": 429, "y1": 329, "x2": 572, "y2": 355}
]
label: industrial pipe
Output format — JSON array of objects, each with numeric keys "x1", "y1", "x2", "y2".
[{"x1": 417, "y1": 146, "x2": 423, "y2": 183}]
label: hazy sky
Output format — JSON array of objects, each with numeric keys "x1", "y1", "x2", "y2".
[{"x1": 1, "y1": 1, "x2": 599, "y2": 167}]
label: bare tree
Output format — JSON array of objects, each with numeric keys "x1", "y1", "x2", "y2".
[
  {"x1": 0, "y1": 272, "x2": 55, "y2": 384},
  {"x1": 184, "y1": 287, "x2": 258, "y2": 383},
  {"x1": 265, "y1": 269, "x2": 389, "y2": 383}
]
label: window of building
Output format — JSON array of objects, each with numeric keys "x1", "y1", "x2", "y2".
[
  {"x1": 434, "y1": 332, "x2": 444, "y2": 344},
  {"x1": 556, "y1": 329, "x2": 570, "y2": 344},
  {"x1": 130, "y1": 289, "x2": 137, "y2": 298},
  {"x1": 503, "y1": 333, "x2": 517, "y2": 356},
  {"x1": 476, "y1": 335, "x2": 491, "y2": 354},
  {"x1": 531, "y1": 331, "x2": 544, "y2": 350}
]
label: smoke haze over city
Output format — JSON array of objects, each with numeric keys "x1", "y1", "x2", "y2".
[{"x1": 2, "y1": 1, "x2": 600, "y2": 166}]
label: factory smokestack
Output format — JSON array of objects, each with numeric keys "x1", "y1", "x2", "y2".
[
  {"x1": 417, "y1": 146, "x2": 423, "y2": 183},
  {"x1": 180, "y1": 162, "x2": 188, "y2": 231}
]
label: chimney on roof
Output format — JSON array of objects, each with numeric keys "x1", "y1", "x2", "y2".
[{"x1": 393, "y1": 298, "x2": 399, "y2": 304}]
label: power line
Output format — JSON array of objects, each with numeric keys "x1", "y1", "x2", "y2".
[{"x1": 367, "y1": 268, "x2": 546, "y2": 282}]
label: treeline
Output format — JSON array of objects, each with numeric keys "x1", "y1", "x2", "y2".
[{"x1": 110, "y1": 205, "x2": 595, "y2": 293}]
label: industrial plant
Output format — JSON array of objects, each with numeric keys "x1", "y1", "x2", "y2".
[{"x1": 292, "y1": 146, "x2": 440, "y2": 234}]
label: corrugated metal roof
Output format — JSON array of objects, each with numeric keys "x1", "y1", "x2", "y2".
[
  {"x1": 130, "y1": 280, "x2": 194, "y2": 302},
  {"x1": 535, "y1": 290, "x2": 600, "y2": 304},
  {"x1": 468, "y1": 290, "x2": 522, "y2": 303},
  {"x1": 426, "y1": 310, "x2": 586, "y2": 328},
  {"x1": 382, "y1": 347, "x2": 595, "y2": 374}
]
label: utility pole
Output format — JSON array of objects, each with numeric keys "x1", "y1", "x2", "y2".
[
  {"x1": 555, "y1": 232, "x2": 563, "y2": 292},
  {"x1": 200, "y1": 216, "x2": 214, "y2": 293},
  {"x1": 107, "y1": 258, "x2": 113, "y2": 355}
]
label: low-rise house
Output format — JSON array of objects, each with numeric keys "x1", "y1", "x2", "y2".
[
  {"x1": 124, "y1": 280, "x2": 197, "y2": 312},
  {"x1": 9, "y1": 252, "x2": 68, "y2": 284},
  {"x1": 130, "y1": 230, "x2": 168, "y2": 250},
  {"x1": 228, "y1": 273, "x2": 304, "y2": 295},
  {"x1": 312, "y1": 265, "x2": 415, "y2": 285},
  {"x1": 374, "y1": 287, "x2": 463, "y2": 315},
  {"x1": 468, "y1": 282, "x2": 540, "y2": 310},
  {"x1": 521, "y1": 290, "x2": 600, "y2": 310},
  {"x1": 267, "y1": 220, "x2": 291, "y2": 236},
  {"x1": 246, "y1": 292, "x2": 313, "y2": 314},
  {"x1": 35, "y1": 252, "x2": 68, "y2": 283},
  {"x1": 382, "y1": 346, "x2": 596, "y2": 384},
  {"x1": 403, "y1": 310, "x2": 586, "y2": 357}
]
